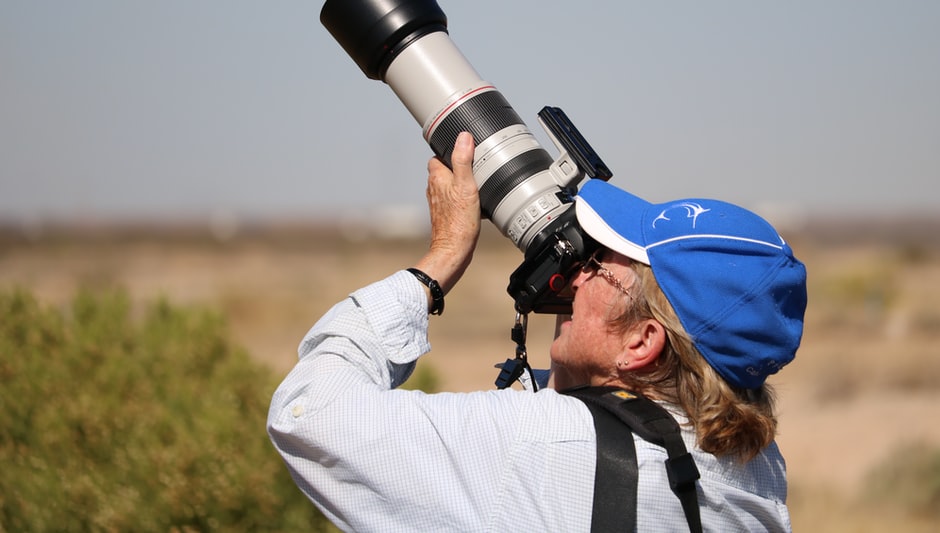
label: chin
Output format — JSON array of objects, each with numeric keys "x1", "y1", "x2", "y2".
[{"x1": 548, "y1": 341, "x2": 564, "y2": 363}]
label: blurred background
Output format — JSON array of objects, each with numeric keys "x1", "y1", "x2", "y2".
[{"x1": 2, "y1": 0, "x2": 938, "y2": 531}]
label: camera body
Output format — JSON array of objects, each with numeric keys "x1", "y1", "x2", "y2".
[{"x1": 320, "y1": 0, "x2": 610, "y2": 314}]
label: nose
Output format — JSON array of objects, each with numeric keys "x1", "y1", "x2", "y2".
[{"x1": 569, "y1": 266, "x2": 592, "y2": 291}]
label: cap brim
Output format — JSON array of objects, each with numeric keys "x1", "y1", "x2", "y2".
[{"x1": 575, "y1": 180, "x2": 651, "y2": 264}]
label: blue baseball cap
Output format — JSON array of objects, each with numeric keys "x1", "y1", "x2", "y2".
[{"x1": 575, "y1": 180, "x2": 807, "y2": 389}]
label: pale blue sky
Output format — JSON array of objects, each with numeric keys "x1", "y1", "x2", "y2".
[{"x1": 1, "y1": 0, "x2": 938, "y2": 223}]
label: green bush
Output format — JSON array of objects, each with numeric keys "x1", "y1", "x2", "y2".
[
  {"x1": 401, "y1": 360, "x2": 441, "y2": 393},
  {"x1": 864, "y1": 441, "x2": 940, "y2": 519},
  {"x1": 0, "y1": 289, "x2": 331, "y2": 532}
]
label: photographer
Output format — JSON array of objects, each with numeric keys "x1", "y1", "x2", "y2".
[{"x1": 268, "y1": 132, "x2": 806, "y2": 532}]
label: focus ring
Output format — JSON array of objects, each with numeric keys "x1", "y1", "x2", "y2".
[{"x1": 428, "y1": 90, "x2": 522, "y2": 164}]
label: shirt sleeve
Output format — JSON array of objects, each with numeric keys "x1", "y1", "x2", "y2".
[{"x1": 294, "y1": 269, "x2": 431, "y2": 391}]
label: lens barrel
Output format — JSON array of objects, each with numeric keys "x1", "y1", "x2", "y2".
[{"x1": 320, "y1": 0, "x2": 596, "y2": 312}]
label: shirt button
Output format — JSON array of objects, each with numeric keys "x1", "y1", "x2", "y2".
[{"x1": 291, "y1": 404, "x2": 304, "y2": 418}]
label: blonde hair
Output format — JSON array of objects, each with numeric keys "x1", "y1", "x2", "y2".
[{"x1": 611, "y1": 261, "x2": 778, "y2": 461}]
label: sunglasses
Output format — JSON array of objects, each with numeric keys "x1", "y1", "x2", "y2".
[{"x1": 580, "y1": 249, "x2": 633, "y2": 297}]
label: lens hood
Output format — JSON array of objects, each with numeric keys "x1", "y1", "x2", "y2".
[{"x1": 320, "y1": 0, "x2": 447, "y2": 80}]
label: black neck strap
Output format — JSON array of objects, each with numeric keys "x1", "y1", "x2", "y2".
[{"x1": 563, "y1": 386, "x2": 703, "y2": 533}]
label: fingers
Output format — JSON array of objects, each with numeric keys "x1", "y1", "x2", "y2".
[
  {"x1": 425, "y1": 132, "x2": 478, "y2": 210},
  {"x1": 449, "y1": 132, "x2": 478, "y2": 202},
  {"x1": 426, "y1": 131, "x2": 475, "y2": 188}
]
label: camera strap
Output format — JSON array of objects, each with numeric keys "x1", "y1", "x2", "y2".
[
  {"x1": 563, "y1": 386, "x2": 703, "y2": 533},
  {"x1": 494, "y1": 313, "x2": 541, "y2": 391}
]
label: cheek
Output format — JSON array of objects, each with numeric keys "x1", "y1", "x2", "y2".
[
  {"x1": 550, "y1": 267, "x2": 638, "y2": 370},
  {"x1": 550, "y1": 310, "x2": 609, "y2": 363}
]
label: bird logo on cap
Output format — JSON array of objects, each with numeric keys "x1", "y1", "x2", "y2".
[{"x1": 652, "y1": 202, "x2": 710, "y2": 229}]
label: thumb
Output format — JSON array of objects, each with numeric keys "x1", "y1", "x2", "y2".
[{"x1": 451, "y1": 132, "x2": 475, "y2": 179}]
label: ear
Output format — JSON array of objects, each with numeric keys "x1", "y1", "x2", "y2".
[{"x1": 623, "y1": 319, "x2": 665, "y2": 370}]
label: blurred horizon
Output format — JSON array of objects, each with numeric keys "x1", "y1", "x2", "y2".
[{"x1": 3, "y1": 207, "x2": 940, "y2": 251}]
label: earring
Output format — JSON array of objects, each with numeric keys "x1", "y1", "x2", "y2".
[{"x1": 617, "y1": 360, "x2": 630, "y2": 369}]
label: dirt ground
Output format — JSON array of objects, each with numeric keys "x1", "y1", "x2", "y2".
[{"x1": 2, "y1": 219, "x2": 938, "y2": 531}]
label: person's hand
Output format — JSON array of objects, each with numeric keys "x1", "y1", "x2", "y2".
[{"x1": 414, "y1": 132, "x2": 480, "y2": 296}]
